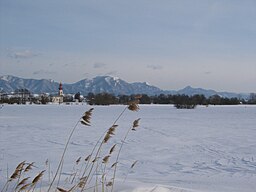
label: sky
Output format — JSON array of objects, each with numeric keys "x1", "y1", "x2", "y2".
[{"x1": 0, "y1": 0, "x2": 256, "y2": 93}]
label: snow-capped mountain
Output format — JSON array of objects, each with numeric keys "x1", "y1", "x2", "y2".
[
  {"x1": 66, "y1": 76, "x2": 164, "y2": 95},
  {"x1": 0, "y1": 75, "x2": 59, "y2": 94},
  {"x1": 0, "y1": 75, "x2": 163, "y2": 95},
  {"x1": 0, "y1": 75, "x2": 250, "y2": 98},
  {"x1": 69, "y1": 76, "x2": 134, "y2": 95}
]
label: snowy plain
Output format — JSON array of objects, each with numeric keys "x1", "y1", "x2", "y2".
[{"x1": 0, "y1": 104, "x2": 256, "y2": 192}]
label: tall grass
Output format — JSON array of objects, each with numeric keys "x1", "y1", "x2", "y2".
[{"x1": 1, "y1": 100, "x2": 141, "y2": 192}]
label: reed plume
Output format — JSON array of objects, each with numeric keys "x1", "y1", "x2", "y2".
[
  {"x1": 111, "y1": 117, "x2": 141, "y2": 192},
  {"x1": 24, "y1": 162, "x2": 34, "y2": 172},
  {"x1": 10, "y1": 160, "x2": 26, "y2": 180},
  {"x1": 47, "y1": 108, "x2": 93, "y2": 192},
  {"x1": 18, "y1": 183, "x2": 31, "y2": 191},
  {"x1": 57, "y1": 187, "x2": 69, "y2": 192},
  {"x1": 109, "y1": 144, "x2": 116, "y2": 155},
  {"x1": 15, "y1": 177, "x2": 30, "y2": 188},
  {"x1": 102, "y1": 155, "x2": 110, "y2": 164},
  {"x1": 6, "y1": 102, "x2": 141, "y2": 192},
  {"x1": 32, "y1": 170, "x2": 45, "y2": 185},
  {"x1": 128, "y1": 100, "x2": 139, "y2": 111}
]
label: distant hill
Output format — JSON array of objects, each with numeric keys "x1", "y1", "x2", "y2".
[
  {"x1": 0, "y1": 75, "x2": 59, "y2": 94},
  {"x1": 174, "y1": 86, "x2": 248, "y2": 99},
  {"x1": 0, "y1": 75, "x2": 249, "y2": 99},
  {"x1": 0, "y1": 75, "x2": 163, "y2": 96}
]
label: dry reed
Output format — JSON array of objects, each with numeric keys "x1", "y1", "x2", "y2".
[
  {"x1": 47, "y1": 108, "x2": 93, "y2": 192},
  {"x1": 2, "y1": 100, "x2": 141, "y2": 192}
]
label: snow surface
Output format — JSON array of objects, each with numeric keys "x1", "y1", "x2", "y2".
[
  {"x1": 105, "y1": 76, "x2": 120, "y2": 86},
  {"x1": 0, "y1": 104, "x2": 256, "y2": 191}
]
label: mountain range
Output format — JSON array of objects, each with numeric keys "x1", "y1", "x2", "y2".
[{"x1": 0, "y1": 75, "x2": 249, "y2": 99}]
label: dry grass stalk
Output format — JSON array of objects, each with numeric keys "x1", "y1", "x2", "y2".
[
  {"x1": 10, "y1": 169, "x2": 20, "y2": 180},
  {"x1": 128, "y1": 100, "x2": 139, "y2": 111},
  {"x1": 111, "y1": 116, "x2": 141, "y2": 192},
  {"x1": 81, "y1": 108, "x2": 94, "y2": 126},
  {"x1": 15, "y1": 177, "x2": 30, "y2": 190},
  {"x1": 104, "y1": 124, "x2": 118, "y2": 143},
  {"x1": 103, "y1": 133, "x2": 111, "y2": 143},
  {"x1": 18, "y1": 183, "x2": 31, "y2": 191},
  {"x1": 78, "y1": 176, "x2": 87, "y2": 188},
  {"x1": 109, "y1": 144, "x2": 116, "y2": 155},
  {"x1": 57, "y1": 185, "x2": 75, "y2": 192},
  {"x1": 24, "y1": 162, "x2": 34, "y2": 172},
  {"x1": 131, "y1": 160, "x2": 138, "y2": 169},
  {"x1": 92, "y1": 157, "x2": 99, "y2": 163},
  {"x1": 85, "y1": 154, "x2": 91, "y2": 162},
  {"x1": 4, "y1": 105, "x2": 142, "y2": 192},
  {"x1": 47, "y1": 108, "x2": 93, "y2": 192},
  {"x1": 79, "y1": 106, "x2": 133, "y2": 191},
  {"x1": 10, "y1": 160, "x2": 26, "y2": 180},
  {"x1": 32, "y1": 170, "x2": 45, "y2": 185},
  {"x1": 132, "y1": 118, "x2": 141, "y2": 131},
  {"x1": 107, "y1": 124, "x2": 118, "y2": 135},
  {"x1": 111, "y1": 162, "x2": 118, "y2": 168},
  {"x1": 76, "y1": 157, "x2": 81, "y2": 165},
  {"x1": 45, "y1": 105, "x2": 140, "y2": 192},
  {"x1": 106, "y1": 181, "x2": 113, "y2": 187},
  {"x1": 78, "y1": 181, "x2": 85, "y2": 188},
  {"x1": 83, "y1": 102, "x2": 139, "y2": 190},
  {"x1": 16, "y1": 161, "x2": 26, "y2": 171},
  {"x1": 102, "y1": 155, "x2": 110, "y2": 164},
  {"x1": 101, "y1": 173, "x2": 106, "y2": 192},
  {"x1": 123, "y1": 160, "x2": 139, "y2": 183},
  {"x1": 57, "y1": 187, "x2": 69, "y2": 192},
  {"x1": 80, "y1": 120, "x2": 90, "y2": 126}
]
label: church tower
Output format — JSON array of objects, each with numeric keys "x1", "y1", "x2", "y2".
[
  {"x1": 52, "y1": 82, "x2": 64, "y2": 104},
  {"x1": 58, "y1": 82, "x2": 63, "y2": 96}
]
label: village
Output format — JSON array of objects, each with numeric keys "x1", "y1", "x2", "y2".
[
  {"x1": 0, "y1": 83, "x2": 85, "y2": 105},
  {"x1": 1, "y1": 81, "x2": 256, "y2": 107}
]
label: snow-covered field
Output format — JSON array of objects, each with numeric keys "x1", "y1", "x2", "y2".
[{"x1": 0, "y1": 104, "x2": 255, "y2": 192}]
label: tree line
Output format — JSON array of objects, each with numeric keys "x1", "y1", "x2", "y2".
[
  {"x1": 1, "y1": 92, "x2": 256, "y2": 106},
  {"x1": 85, "y1": 92, "x2": 256, "y2": 106}
]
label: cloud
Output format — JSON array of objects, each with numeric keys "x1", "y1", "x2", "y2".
[
  {"x1": 105, "y1": 71, "x2": 117, "y2": 76},
  {"x1": 93, "y1": 62, "x2": 107, "y2": 68},
  {"x1": 33, "y1": 70, "x2": 56, "y2": 75},
  {"x1": 9, "y1": 50, "x2": 39, "y2": 59},
  {"x1": 147, "y1": 65, "x2": 163, "y2": 70}
]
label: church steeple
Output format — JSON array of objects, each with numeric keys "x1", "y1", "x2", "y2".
[{"x1": 58, "y1": 82, "x2": 63, "y2": 96}]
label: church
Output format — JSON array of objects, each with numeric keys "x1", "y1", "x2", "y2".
[{"x1": 52, "y1": 82, "x2": 64, "y2": 104}]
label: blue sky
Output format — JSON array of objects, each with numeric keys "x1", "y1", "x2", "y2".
[{"x1": 0, "y1": 0, "x2": 255, "y2": 92}]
